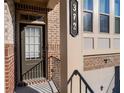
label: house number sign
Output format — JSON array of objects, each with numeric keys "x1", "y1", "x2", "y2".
[{"x1": 70, "y1": 0, "x2": 78, "y2": 37}]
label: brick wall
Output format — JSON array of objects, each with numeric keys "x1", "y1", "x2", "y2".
[
  {"x1": 48, "y1": 2, "x2": 60, "y2": 58},
  {"x1": 5, "y1": 44, "x2": 15, "y2": 93},
  {"x1": 4, "y1": 0, "x2": 15, "y2": 93},
  {"x1": 84, "y1": 53, "x2": 120, "y2": 71},
  {"x1": 47, "y1": 2, "x2": 61, "y2": 90},
  {"x1": 4, "y1": 1, "x2": 15, "y2": 44}
]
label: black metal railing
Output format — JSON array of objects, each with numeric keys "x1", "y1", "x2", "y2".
[
  {"x1": 22, "y1": 56, "x2": 61, "y2": 81},
  {"x1": 48, "y1": 56, "x2": 61, "y2": 79},
  {"x1": 67, "y1": 70, "x2": 94, "y2": 93},
  {"x1": 22, "y1": 60, "x2": 44, "y2": 80},
  {"x1": 48, "y1": 56, "x2": 61, "y2": 91},
  {"x1": 105, "y1": 74, "x2": 115, "y2": 93}
]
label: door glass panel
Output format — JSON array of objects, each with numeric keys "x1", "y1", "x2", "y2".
[
  {"x1": 25, "y1": 37, "x2": 29, "y2": 44},
  {"x1": 35, "y1": 28, "x2": 41, "y2": 36},
  {"x1": 30, "y1": 53, "x2": 35, "y2": 59},
  {"x1": 30, "y1": 37, "x2": 35, "y2": 44},
  {"x1": 25, "y1": 28, "x2": 30, "y2": 36},
  {"x1": 35, "y1": 45, "x2": 40, "y2": 52},
  {"x1": 25, "y1": 26, "x2": 42, "y2": 60},
  {"x1": 30, "y1": 28, "x2": 35, "y2": 36},
  {"x1": 26, "y1": 52, "x2": 30, "y2": 59},
  {"x1": 25, "y1": 45, "x2": 29, "y2": 52},
  {"x1": 35, "y1": 52, "x2": 40, "y2": 58},
  {"x1": 30, "y1": 45, "x2": 35, "y2": 52},
  {"x1": 35, "y1": 37, "x2": 40, "y2": 44}
]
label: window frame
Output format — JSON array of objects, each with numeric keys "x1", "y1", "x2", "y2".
[
  {"x1": 115, "y1": 0, "x2": 120, "y2": 34},
  {"x1": 99, "y1": 14, "x2": 110, "y2": 33},
  {"x1": 99, "y1": 0, "x2": 110, "y2": 14},
  {"x1": 83, "y1": 0, "x2": 93, "y2": 32},
  {"x1": 83, "y1": 0, "x2": 93, "y2": 11},
  {"x1": 99, "y1": 0, "x2": 110, "y2": 33},
  {"x1": 24, "y1": 26, "x2": 43, "y2": 61},
  {"x1": 83, "y1": 11, "x2": 93, "y2": 32},
  {"x1": 115, "y1": 16, "x2": 120, "y2": 34},
  {"x1": 115, "y1": 0, "x2": 120, "y2": 16}
]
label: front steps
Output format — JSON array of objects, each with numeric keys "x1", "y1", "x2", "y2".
[
  {"x1": 23, "y1": 78, "x2": 47, "y2": 85},
  {"x1": 15, "y1": 78, "x2": 59, "y2": 93}
]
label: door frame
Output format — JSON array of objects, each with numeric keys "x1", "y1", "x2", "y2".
[
  {"x1": 15, "y1": 11, "x2": 48, "y2": 84},
  {"x1": 20, "y1": 24, "x2": 47, "y2": 80},
  {"x1": 20, "y1": 23, "x2": 48, "y2": 81}
]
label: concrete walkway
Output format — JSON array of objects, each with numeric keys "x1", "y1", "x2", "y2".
[
  {"x1": 15, "y1": 80, "x2": 58, "y2": 93},
  {"x1": 15, "y1": 86, "x2": 40, "y2": 93}
]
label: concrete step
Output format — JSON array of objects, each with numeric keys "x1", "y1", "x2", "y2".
[{"x1": 23, "y1": 78, "x2": 47, "y2": 85}]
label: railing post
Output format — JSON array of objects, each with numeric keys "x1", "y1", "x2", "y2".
[
  {"x1": 38, "y1": 65, "x2": 39, "y2": 78},
  {"x1": 31, "y1": 70, "x2": 32, "y2": 79},
  {"x1": 80, "y1": 77, "x2": 81, "y2": 93},
  {"x1": 28, "y1": 71, "x2": 29, "y2": 79},
  {"x1": 21, "y1": 60, "x2": 46, "y2": 81},
  {"x1": 85, "y1": 86, "x2": 87, "y2": 93},
  {"x1": 33, "y1": 68, "x2": 35, "y2": 78},
  {"x1": 67, "y1": 70, "x2": 94, "y2": 93},
  {"x1": 70, "y1": 79, "x2": 72, "y2": 93},
  {"x1": 36, "y1": 65, "x2": 37, "y2": 78},
  {"x1": 41, "y1": 61, "x2": 43, "y2": 77},
  {"x1": 40, "y1": 62, "x2": 41, "y2": 77}
]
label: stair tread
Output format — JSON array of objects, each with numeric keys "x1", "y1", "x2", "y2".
[{"x1": 23, "y1": 78, "x2": 47, "y2": 85}]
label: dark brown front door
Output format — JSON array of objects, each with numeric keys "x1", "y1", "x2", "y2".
[{"x1": 20, "y1": 24, "x2": 46, "y2": 80}]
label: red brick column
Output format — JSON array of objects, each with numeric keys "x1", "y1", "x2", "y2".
[
  {"x1": 5, "y1": 44, "x2": 15, "y2": 93},
  {"x1": 47, "y1": 2, "x2": 61, "y2": 90}
]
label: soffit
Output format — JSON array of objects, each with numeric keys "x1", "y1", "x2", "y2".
[{"x1": 15, "y1": 0, "x2": 58, "y2": 9}]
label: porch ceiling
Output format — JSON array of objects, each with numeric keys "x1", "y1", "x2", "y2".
[{"x1": 15, "y1": 0, "x2": 58, "y2": 9}]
